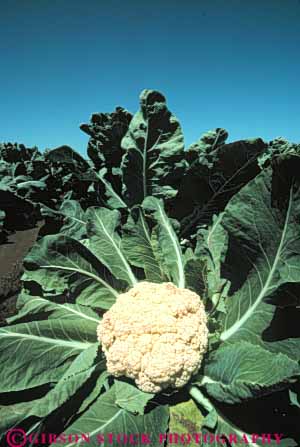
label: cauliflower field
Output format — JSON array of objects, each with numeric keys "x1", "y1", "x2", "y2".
[{"x1": 0, "y1": 90, "x2": 300, "y2": 446}]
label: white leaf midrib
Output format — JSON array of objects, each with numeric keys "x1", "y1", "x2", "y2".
[
  {"x1": 0, "y1": 328, "x2": 93, "y2": 350},
  {"x1": 65, "y1": 408, "x2": 123, "y2": 447},
  {"x1": 94, "y1": 211, "x2": 137, "y2": 286},
  {"x1": 157, "y1": 202, "x2": 185, "y2": 288}
]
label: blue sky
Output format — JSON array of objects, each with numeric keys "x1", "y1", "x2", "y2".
[{"x1": 1, "y1": 0, "x2": 300, "y2": 155}]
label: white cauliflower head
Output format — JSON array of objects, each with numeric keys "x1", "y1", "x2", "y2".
[{"x1": 97, "y1": 281, "x2": 208, "y2": 393}]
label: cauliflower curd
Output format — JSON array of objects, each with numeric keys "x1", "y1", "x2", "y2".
[{"x1": 97, "y1": 281, "x2": 208, "y2": 393}]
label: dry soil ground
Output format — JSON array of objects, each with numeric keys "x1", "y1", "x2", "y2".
[{"x1": 0, "y1": 224, "x2": 41, "y2": 325}]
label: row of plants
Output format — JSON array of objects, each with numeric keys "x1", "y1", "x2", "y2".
[
  {"x1": 2, "y1": 89, "x2": 290, "y2": 241},
  {"x1": 0, "y1": 90, "x2": 300, "y2": 446}
]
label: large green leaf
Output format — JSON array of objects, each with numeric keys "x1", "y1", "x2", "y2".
[
  {"x1": 122, "y1": 207, "x2": 164, "y2": 282},
  {"x1": 29, "y1": 345, "x2": 101, "y2": 418},
  {"x1": 0, "y1": 319, "x2": 96, "y2": 392},
  {"x1": 219, "y1": 163, "x2": 300, "y2": 344},
  {"x1": 86, "y1": 207, "x2": 137, "y2": 286},
  {"x1": 24, "y1": 234, "x2": 121, "y2": 309},
  {"x1": 55, "y1": 386, "x2": 169, "y2": 447},
  {"x1": 96, "y1": 167, "x2": 127, "y2": 209},
  {"x1": 7, "y1": 292, "x2": 100, "y2": 324},
  {"x1": 179, "y1": 137, "x2": 266, "y2": 239},
  {"x1": 121, "y1": 89, "x2": 186, "y2": 206},
  {"x1": 115, "y1": 380, "x2": 154, "y2": 415},
  {"x1": 45, "y1": 145, "x2": 91, "y2": 172},
  {"x1": 258, "y1": 137, "x2": 300, "y2": 169},
  {"x1": 202, "y1": 342, "x2": 300, "y2": 404},
  {"x1": 187, "y1": 128, "x2": 228, "y2": 159},
  {"x1": 77, "y1": 371, "x2": 109, "y2": 414},
  {"x1": 0, "y1": 345, "x2": 102, "y2": 435},
  {"x1": 142, "y1": 196, "x2": 185, "y2": 288},
  {"x1": 80, "y1": 107, "x2": 132, "y2": 172},
  {"x1": 40, "y1": 200, "x2": 88, "y2": 240},
  {"x1": 184, "y1": 257, "x2": 207, "y2": 298},
  {"x1": 195, "y1": 212, "x2": 229, "y2": 312},
  {"x1": 59, "y1": 200, "x2": 88, "y2": 239},
  {"x1": 0, "y1": 400, "x2": 42, "y2": 435}
]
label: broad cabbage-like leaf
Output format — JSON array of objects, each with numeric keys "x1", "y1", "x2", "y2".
[
  {"x1": 142, "y1": 196, "x2": 186, "y2": 288},
  {"x1": 121, "y1": 207, "x2": 165, "y2": 282},
  {"x1": 258, "y1": 137, "x2": 300, "y2": 168},
  {"x1": 52, "y1": 386, "x2": 169, "y2": 447},
  {"x1": 114, "y1": 380, "x2": 154, "y2": 415},
  {"x1": 80, "y1": 107, "x2": 132, "y2": 172},
  {"x1": 202, "y1": 341, "x2": 299, "y2": 404},
  {"x1": 86, "y1": 207, "x2": 137, "y2": 286},
  {"x1": 121, "y1": 89, "x2": 187, "y2": 206},
  {"x1": 23, "y1": 234, "x2": 123, "y2": 309},
  {"x1": 219, "y1": 157, "x2": 300, "y2": 354},
  {"x1": 0, "y1": 320, "x2": 97, "y2": 392},
  {"x1": 45, "y1": 145, "x2": 91, "y2": 173},
  {"x1": 178, "y1": 137, "x2": 267, "y2": 239},
  {"x1": 195, "y1": 213, "x2": 229, "y2": 313}
]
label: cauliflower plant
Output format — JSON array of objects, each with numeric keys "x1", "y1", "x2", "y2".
[{"x1": 97, "y1": 281, "x2": 208, "y2": 393}]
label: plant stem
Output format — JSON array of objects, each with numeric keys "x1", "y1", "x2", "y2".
[{"x1": 188, "y1": 385, "x2": 214, "y2": 413}]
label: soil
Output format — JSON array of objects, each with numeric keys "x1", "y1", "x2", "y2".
[{"x1": 0, "y1": 223, "x2": 42, "y2": 325}]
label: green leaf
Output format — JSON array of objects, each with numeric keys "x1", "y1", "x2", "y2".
[
  {"x1": 77, "y1": 371, "x2": 109, "y2": 414},
  {"x1": 258, "y1": 137, "x2": 300, "y2": 168},
  {"x1": 96, "y1": 167, "x2": 127, "y2": 209},
  {"x1": 7, "y1": 292, "x2": 100, "y2": 324},
  {"x1": 24, "y1": 234, "x2": 120, "y2": 309},
  {"x1": 59, "y1": 200, "x2": 88, "y2": 239},
  {"x1": 29, "y1": 345, "x2": 101, "y2": 419},
  {"x1": 220, "y1": 164, "x2": 300, "y2": 343},
  {"x1": 54, "y1": 386, "x2": 169, "y2": 447},
  {"x1": 180, "y1": 137, "x2": 266, "y2": 239},
  {"x1": 187, "y1": 128, "x2": 228, "y2": 156},
  {"x1": 86, "y1": 207, "x2": 137, "y2": 286},
  {"x1": 121, "y1": 89, "x2": 186, "y2": 206},
  {"x1": 0, "y1": 319, "x2": 96, "y2": 391},
  {"x1": 196, "y1": 213, "x2": 229, "y2": 312},
  {"x1": 0, "y1": 400, "x2": 42, "y2": 434},
  {"x1": 45, "y1": 145, "x2": 91, "y2": 172},
  {"x1": 142, "y1": 196, "x2": 185, "y2": 288},
  {"x1": 169, "y1": 400, "x2": 204, "y2": 447},
  {"x1": 0, "y1": 347, "x2": 102, "y2": 436},
  {"x1": 202, "y1": 342, "x2": 300, "y2": 404},
  {"x1": 80, "y1": 107, "x2": 132, "y2": 172},
  {"x1": 115, "y1": 380, "x2": 154, "y2": 415},
  {"x1": 122, "y1": 208, "x2": 163, "y2": 282},
  {"x1": 184, "y1": 257, "x2": 207, "y2": 298}
]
